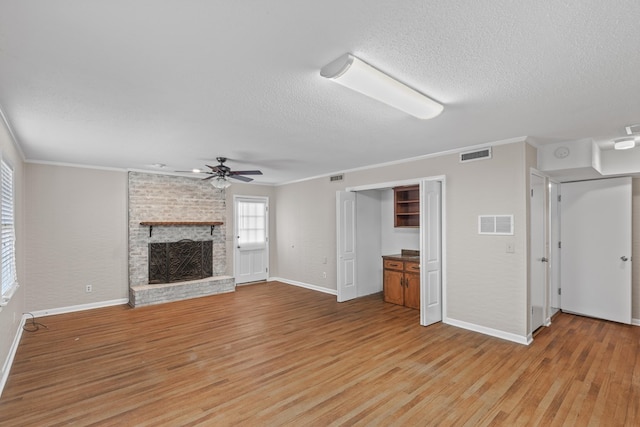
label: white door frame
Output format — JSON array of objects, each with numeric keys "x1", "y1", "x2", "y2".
[
  {"x1": 344, "y1": 175, "x2": 447, "y2": 324},
  {"x1": 548, "y1": 179, "x2": 561, "y2": 314},
  {"x1": 529, "y1": 169, "x2": 548, "y2": 335},
  {"x1": 233, "y1": 195, "x2": 270, "y2": 284}
]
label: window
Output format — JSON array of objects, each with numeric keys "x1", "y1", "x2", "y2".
[
  {"x1": 237, "y1": 200, "x2": 266, "y2": 249},
  {"x1": 1, "y1": 159, "x2": 17, "y2": 299}
]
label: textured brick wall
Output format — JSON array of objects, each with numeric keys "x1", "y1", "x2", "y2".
[{"x1": 128, "y1": 172, "x2": 227, "y2": 287}]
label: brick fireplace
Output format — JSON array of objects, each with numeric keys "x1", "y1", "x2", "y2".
[{"x1": 128, "y1": 172, "x2": 235, "y2": 307}]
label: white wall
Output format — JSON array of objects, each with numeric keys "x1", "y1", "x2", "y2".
[
  {"x1": 275, "y1": 177, "x2": 338, "y2": 288},
  {"x1": 356, "y1": 190, "x2": 382, "y2": 296},
  {"x1": 0, "y1": 115, "x2": 25, "y2": 389},
  {"x1": 275, "y1": 142, "x2": 533, "y2": 338},
  {"x1": 25, "y1": 164, "x2": 128, "y2": 312}
]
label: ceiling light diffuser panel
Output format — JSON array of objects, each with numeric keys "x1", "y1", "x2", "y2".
[
  {"x1": 320, "y1": 53, "x2": 443, "y2": 119},
  {"x1": 614, "y1": 138, "x2": 636, "y2": 150}
]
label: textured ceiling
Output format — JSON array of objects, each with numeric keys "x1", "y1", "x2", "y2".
[{"x1": 1, "y1": 1, "x2": 639, "y2": 184}]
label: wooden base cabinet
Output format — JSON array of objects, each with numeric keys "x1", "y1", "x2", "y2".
[{"x1": 383, "y1": 258, "x2": 420, "y2": 310}]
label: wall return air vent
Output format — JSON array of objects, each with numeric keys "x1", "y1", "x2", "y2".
[
  {"x1": 460, "y1": 147, "x2": 492, "y2": 163},
  {"x1": 478, "y1": 215, "x2": 514, "y2": 235}
]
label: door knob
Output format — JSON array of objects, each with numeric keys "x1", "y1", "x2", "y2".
[
  {"x1": 541, "y1": 257, "x2": 548, "y2": 263},
  {"x1": 621, "y1": 256, "x2": 629, "y2": 261}
]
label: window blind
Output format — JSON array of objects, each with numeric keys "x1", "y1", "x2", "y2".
[{"x1": 1, "y1": 159, "x2": 16, "y2": 297}]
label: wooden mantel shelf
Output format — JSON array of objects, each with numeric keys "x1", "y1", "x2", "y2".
[{"x1": 140, "y1": 221, "x2": 224, "y2": 237}]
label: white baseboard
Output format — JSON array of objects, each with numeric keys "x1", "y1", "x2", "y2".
[
  {"x1": 268, "y1": 277, "x2": 337, "y2": 296},
  {"x1": 29, "y1": 298, "x2": 129, "y2": 318},
  {"x1": 444, "y1": 317, "x2": 531, "y2": 345},
  {"x1": 632, "y1": 318, "x2": 640, "y2": 326},
  {"x1": 0, "y1": 315, "x2": 26, "y2": 398}
]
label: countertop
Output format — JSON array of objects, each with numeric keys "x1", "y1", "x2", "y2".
[{"x1": 382, "y1": 253, "x2": 420, "y2": 262}]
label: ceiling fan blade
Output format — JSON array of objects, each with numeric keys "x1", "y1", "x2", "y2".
[
  {"x1": 230, "y1": 175, "x2": 254, "y2": 182},
  {"x1": 202, "y1": 175, "x2": 216, "y2": 180},
  {"x1": 206, "y1": 165, "x2": 223, "y2": 173},
  {"x1": 229, "y1": 170, "x2": 262, "y2": 176}
]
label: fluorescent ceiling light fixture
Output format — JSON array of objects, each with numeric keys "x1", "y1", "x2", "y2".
[
  {"x1": 211, "y1": 176, "x2": 232, "y2": 189},
  {"x1": 320, "y1": 53, "x2": 443, "y2": 119},
  {"x1": 614, "y1": 137, "x2": 636, "y2": 150}
]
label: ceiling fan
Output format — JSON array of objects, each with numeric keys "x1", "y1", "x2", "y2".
[{"x1": 179, "y1": 157, "x2": 263, "y2": 185}]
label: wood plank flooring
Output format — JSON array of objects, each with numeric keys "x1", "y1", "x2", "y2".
[{"x1": 1, "y1": 281, "x2": 639, "y2": 426}]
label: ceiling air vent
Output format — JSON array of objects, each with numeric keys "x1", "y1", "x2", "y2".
[
  {"x1": 329, "y1": 174, "x2": 344, "y2": 182},
  {"x1": 625, "y1": 124, "x2": 640, "y2": 135},
  {"x1": 460, "y1": 147, "x2": 492, "y2": 163}
]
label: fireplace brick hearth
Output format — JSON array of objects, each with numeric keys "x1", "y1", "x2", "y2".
[{"x1": 130, "y1": 276, "x2": 235, "y2": 306}]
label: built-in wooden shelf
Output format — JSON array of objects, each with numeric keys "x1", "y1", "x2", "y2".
[
  {"x1": 393, "y1": 185, "x2": 420, "y2": 228},
  {"x1": 140, "y1": 221, "x2": 224, "y2": 237}
]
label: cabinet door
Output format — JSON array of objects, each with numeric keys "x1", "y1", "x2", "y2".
[
  {"x1": 404, "y1": 272, "x2": 420, "y2": 310},
  {"x1": 383, "y1": 269, "x2": 404, "y2": 305}
]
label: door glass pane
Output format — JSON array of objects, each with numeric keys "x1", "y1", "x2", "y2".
[{"x1": 237, "y1": 201, "x2": 266, "y2": 246}]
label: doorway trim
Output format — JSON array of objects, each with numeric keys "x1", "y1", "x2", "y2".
[
  {"x1": 548, "y1": 179, "x2": 561, "y2": 318},
  {"x1": 529, "y1": 169, "x2": 548, "y2": 336},
  {"x1": 345, "y1": 175, "x2": 447, "y2": 325},
  {"x1": 233, "y1": 195, "x2": 270, "y2": 285}
]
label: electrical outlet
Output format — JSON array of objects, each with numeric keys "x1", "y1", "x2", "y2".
[
  {"x1": 322, "y1": 272, "x2": 327, "y2": 279},
  {"x1": 85, "y1": 284, "x2": 92, "y2": 293}
]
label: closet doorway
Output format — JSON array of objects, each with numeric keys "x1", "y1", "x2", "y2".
[{"x1": 337, "y1": 176, "x2": 445, "y2": 326}]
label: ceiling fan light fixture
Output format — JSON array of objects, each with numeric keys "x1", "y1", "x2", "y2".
[
  {"x1": 211, "y1": 176, "x2": 232, "y2": 189},
  {"x1": 614, "y1": 137, "x2": 636, "y2": 150},
  {"x1": 320, "y1": 53, "x2": 444, "y2": 119}
]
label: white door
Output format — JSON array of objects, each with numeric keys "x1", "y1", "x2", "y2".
[
  {"x1": 530, "y1": 173, "x2": 546, "y2": 332},
  {"x1": 560, "y1": 177, "x2": 632, "y2": 324},
  {"x1": 336, "y1": 191, "x2": 357, "y2": 302},
  {"x1": 234, "y1": 196, "x2": 269, "y2": 284},
  {"x1": 421, "y1": 180, "x2": 442, "y2": 326}
]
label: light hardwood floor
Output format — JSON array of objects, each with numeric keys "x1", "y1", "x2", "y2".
[{"x1": 1, "y1": 281, "x2": 639, "y2": 426}]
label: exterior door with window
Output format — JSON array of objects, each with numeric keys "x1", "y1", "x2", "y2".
[{"x1": 234, "y1": 196, "x2": 269, "y2": 284}]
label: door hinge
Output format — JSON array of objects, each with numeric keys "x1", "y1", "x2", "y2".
[
  {"x1": 558, "y1": 195, "x2": 561, "y2": 202},
  {"x1": 558, "y1": 241, "x2": 561, "y2": 249},
  {"x1": 531, "y1": 189, "x2": 534, "y2": 197},
  {"x1": 558, "y1": 288, "x2": 562, "y2": 295},
  {"x1": 266, "y1": 267, "x2": 268, "y2": 273}
]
